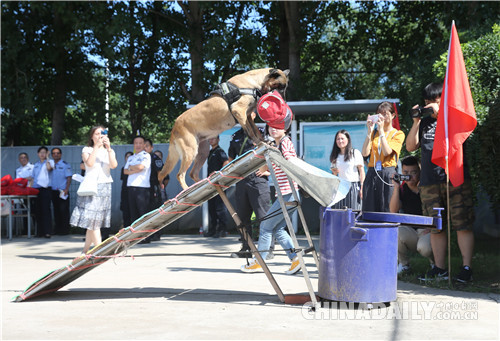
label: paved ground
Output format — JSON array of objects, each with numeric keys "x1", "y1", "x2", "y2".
[{"x1": 2, "y1": 234, "x2": 499, "y2": 340}]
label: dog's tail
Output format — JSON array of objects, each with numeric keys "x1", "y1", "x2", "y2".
[{"x1": 158, "y1": 143, "x2": 179, "y2": 184}]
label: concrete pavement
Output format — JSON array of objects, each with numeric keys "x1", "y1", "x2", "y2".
[{"x1": 2, "y1": 234, "x2": 499, "y2": 340}]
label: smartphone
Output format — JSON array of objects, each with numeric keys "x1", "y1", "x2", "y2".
[{"x1": 368, "y1": 115, "x2": 379, "y2": 124}]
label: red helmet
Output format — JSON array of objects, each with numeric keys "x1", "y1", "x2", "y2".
[{"x1": 257, "y1": 90, "x2": 293, "y2": 130}]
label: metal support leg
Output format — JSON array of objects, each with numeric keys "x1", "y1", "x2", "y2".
[
  {"x1": 265, "y1": 155, "x2": 319, "y2": 309},
  {"x1": 213, "y1": 185, "x2": 286, "y2": 303},
  {"x1": 27, "y1": 198, "x2": 32, "y2": 238},
  {"x1": 287, "y1": 180, "x2": 320, "y2": 269}
]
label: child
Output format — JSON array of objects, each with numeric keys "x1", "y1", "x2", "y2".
[{"x1": 240, "y1": 125, "x2": 301, "y2": 275}]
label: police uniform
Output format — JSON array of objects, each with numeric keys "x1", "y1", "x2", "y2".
[
  {"x1": 148, "y1": 152, "x2": 164, "y2": 241},
  {"x1": 228, "y1": 128, "x2": 271, "y2": 252},
  {"x1": 124, "y1": 150, "x2": 151, "y2": 230},
  {"x1": 16, "y1": 163, "x2": 34, "y2": 179},
  {"x1": 50, "y1": 159, "x2": 72, "y2": 235},
  {"x1": 206, "y1": 145, "x2": 228, "y2": 237},
  {"x1": 32, "y1": 160, "x2": 52, "y2": 237}
]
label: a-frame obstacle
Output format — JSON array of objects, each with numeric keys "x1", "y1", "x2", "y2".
[{"x1": 13, "y1": 143, "x2": 350, "y2": 304}]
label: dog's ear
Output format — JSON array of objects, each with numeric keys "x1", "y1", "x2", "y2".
[
  {"x1": 269, "y1": 68, "x2": 279, "y2": 75},
  {"x1": 283, "y1": 69, "x2": 290, "y2": 77}
]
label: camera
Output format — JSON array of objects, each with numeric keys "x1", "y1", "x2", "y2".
[
  {"x1": 393, "y1": 173, "x2": 411, "y2": 183},
  {"x1": 409, "y1": 106, "x2": 434, "y2": 119},
  {"x1": 101, "y1": 129, "x2": 108, "y2": 135}
]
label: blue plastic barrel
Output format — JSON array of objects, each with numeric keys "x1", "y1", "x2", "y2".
[{"x1": 318, "y1": 208, "x2": 399, "y2": 303}]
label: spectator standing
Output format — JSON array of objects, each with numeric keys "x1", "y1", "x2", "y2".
[
  {"x1": 31, "y1": 146, "x2": 53, "y2": 238},
  {"x1": 15, "y1": 152, "x2": 35, "y2": 234},
  {"x1": 228, "y1": 121, "x2": 271, "y2": 258},
  {"x1": 120, "y1": 151, "x2": 133, "y2": 228},
  {"x1": 329, "y1": 129, "x2": 365, "y2": 210},
  {"x1": 145, "y1": 139, "x2": 164, "y2": 241},
  {"x1": 406, "y1": 82, "x2": 475, "y2": 283},
  {"x1": 361, "y1": 101, "x2": 405, "y2": 212},
  {"x1": 16, "y1": 152, "x2": 34, "y2": 181},
  {"x1": 205, "y1": 136, "x2": 229, "y2": 238},
  {"x1": 389, "y1": 156, "x2": 433, "y2": 275},
  {"x1": 154, "y1": 150, "x2": 170, "y2": 202},
  {"x1": 124, "y1": 136, "x2": 152, "y2": 244},
  {"x1": 49, "y1": 148, "x2": 72, "y2": 235},
  {"x1": 70, "y1": 126, "x2": 118, "y2": 254}
]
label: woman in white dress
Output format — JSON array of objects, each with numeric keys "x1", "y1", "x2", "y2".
[
  {"x1": 329, "y1": 129, "x2": 365, "y2": 210},
  {"x1": 70, "y1": 126, "x2": 118, "y2": 254}
]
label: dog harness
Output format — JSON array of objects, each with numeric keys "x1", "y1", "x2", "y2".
[{"x1": 210, "y1": 81, "x2": 262, "y2": 111}]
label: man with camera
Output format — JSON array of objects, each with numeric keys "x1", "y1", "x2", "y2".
[
  {"x1": 389, "y1": 156, "x2": 433, "y2": 276},
  {"x1": 406, "y1": 82, "x2": 475, "y2": 283}
]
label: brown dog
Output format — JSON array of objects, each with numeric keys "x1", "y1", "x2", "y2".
[{"x1": 158, "y1": 68, "x2": 289, "y2": 190}]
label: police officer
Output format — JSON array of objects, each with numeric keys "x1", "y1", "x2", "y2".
[
  {"x1": 16, "y1": 152, "x2": 34, "y2": 180},
  {"x1": 124, "y1": 136, "x2": 152, "y2": 243},
  {"x1": 228, "y1": 113, "x2": 272, "y2": 258},
  {"x1": 206, "y1": 136, "x2": 229, "y2": 237},
  {"x1": 49, "y1": 148, "x2": 72, "y2": 235},
  {"x1": 145, "y1": 139, "x2": 164, "y2": 241}
]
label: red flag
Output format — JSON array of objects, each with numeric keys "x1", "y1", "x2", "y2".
[{"x1": 431, "y1": 21, "x2": 477, "y2": 187}]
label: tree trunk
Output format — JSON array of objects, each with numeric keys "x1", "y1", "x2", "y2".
[
  {"x1": 128, "y1": 2, "x2": 138, "y2": 136},
  {"x1": 51, "y1": 10, "x2": 67, "y2": 145},
  {"x1": 283, "y1": 2, "x2": 301, "y2": 101},
  {"x1": 182, "y1": 2, "x2": 205, "y2": 104},
  {"x1": 278, "y1": 2, "x2": 289, "y2": 72}
]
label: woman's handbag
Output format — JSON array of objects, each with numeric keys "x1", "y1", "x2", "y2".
[{"x1": 77, "y1": 167, "x2": 98, "y2": 196}]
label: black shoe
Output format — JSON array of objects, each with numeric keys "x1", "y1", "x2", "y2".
[
  {"x1": 418, "y1": 266, "x2": 449, "y2": 282},
  {"x1": 455, "y1": 266, "x2": 473, "y2": 283},
  {"x1": 230, "y1": 248, "x2": 252, "y2": 258},
  {"x1": 204, "y1": 232, "x2": 216, "y2": 238}
]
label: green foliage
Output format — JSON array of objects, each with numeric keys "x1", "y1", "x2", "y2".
[{"x1": 1, "y1": 1, "x2": 499, "y2": 149}]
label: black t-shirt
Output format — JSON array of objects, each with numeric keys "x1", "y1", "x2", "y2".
[
  {"x1": 418, "y1": 116, "x2": 447, "y2": 186},
  {"x1": 418, "y1": 116, "x2": 470, "y2": 186},
  {"x1": 228, "y1": 127, "x2": 268, "y2": 184},
  {"x1": 207, "y1": 145, "x2": 228, "y2": 174},
  {"x1": 399, "y1": 183, "x2": 422, "y2": 215},
  {"x1": 228, "y1": 128, "x2": 264, "y2": 159},
  {"x1": 149, "y1": 152, "x2": 164, "y2": 187}
]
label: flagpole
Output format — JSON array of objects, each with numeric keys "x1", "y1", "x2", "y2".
[{"x1": 446, "y1": 157, "x2": 451, "y2": 286}]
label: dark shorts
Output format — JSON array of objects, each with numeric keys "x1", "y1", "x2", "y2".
[{"x1": 419, "y1": 180, "x2": 474, "y2": 233}]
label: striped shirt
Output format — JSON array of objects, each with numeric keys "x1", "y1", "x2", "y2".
[{"x1": 274, "y1": 136, "x2": 299, "y2": 196}]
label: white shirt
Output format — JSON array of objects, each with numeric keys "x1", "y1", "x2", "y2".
[
  {"x1": 331, "y1": 149, "x2": 364, "y2": 182},
  {"x1": 16, "y1": 163, "x2": 34, "y2": 179},
  {"x1": 82, "y1": 146, "x2": 114, "y2": 184},
  {"x1": 125, "y1": 151, "x2": 151, "y2": 188}
]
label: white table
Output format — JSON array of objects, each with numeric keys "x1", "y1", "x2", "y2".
[{"x1": 1, "y1": 195, "x2": 37, "y2": 240}]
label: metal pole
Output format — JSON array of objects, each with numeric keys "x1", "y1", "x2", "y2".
[
  {"x1": 105, "y1": 60, "x2": 110, "y2": 125},
  {"x1": 213, "y1": 185, "x2": 285, "y2": 303},
  {"x1": 265, "y1": 154, "x2": 319, "y2": 309}
]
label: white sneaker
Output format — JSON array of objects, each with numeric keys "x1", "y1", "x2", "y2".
[{"x1": 285, "y1": 257, "x2": 301, "y2": 275}]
